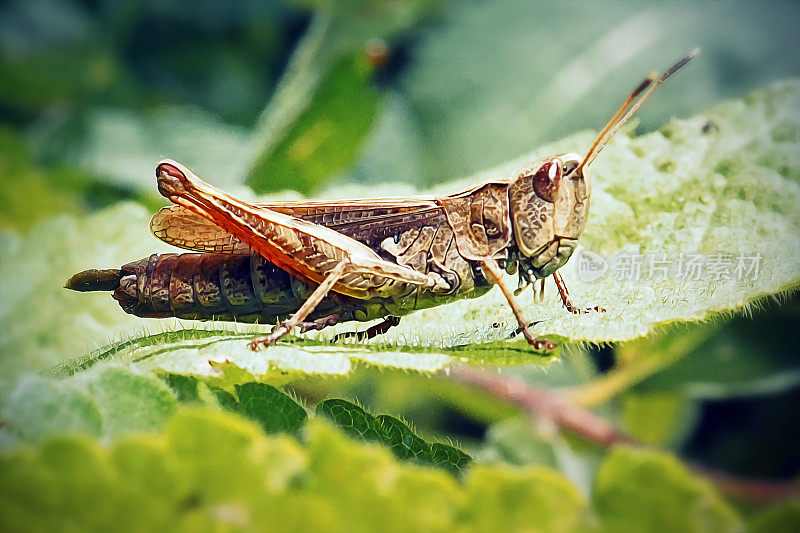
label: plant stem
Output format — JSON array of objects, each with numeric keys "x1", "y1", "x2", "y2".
[{"x1": 450, "y1": 365, "x2": 799, "y2": 504}]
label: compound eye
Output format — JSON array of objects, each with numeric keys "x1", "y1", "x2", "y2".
[
  {"x1": 562, "y1": 159, "x2": 579, "y2": 177},
  {"x1": 533, "y1": 161, "x2": 562, "y2": 202}
]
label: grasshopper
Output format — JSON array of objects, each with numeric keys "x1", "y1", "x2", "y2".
[{"x1": 66, "y1": 51, "x2": 697, "y2": 350}]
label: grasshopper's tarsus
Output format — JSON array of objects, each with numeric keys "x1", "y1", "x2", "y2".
[
  {"x1": 298, "y1": 312, "x2": 343, "y2": 334},
  {"x1": 249, "y1": 325, "x2": 289, "y2": 350},
  {"x1": 509, "y1": 324, "x2": 556, "y2": 351},
  {"x1": 531, "y1": 338, "x2": 557, "y2": 351}
]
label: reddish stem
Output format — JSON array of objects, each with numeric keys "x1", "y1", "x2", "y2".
[{"x1": 450, "y1": 365, "x2": 799, "y2": 504}]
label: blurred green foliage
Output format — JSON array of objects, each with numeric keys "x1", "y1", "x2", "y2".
[
  {"x1": 1, "y1": 0, "x2": 799, "y2": 530},
  {"x1": 0, "y1": 406, "x2": 752, "y2": 532},
  {"x1": 3, "y1": 367, "x2": 471, "y2": 472},
  {"x1": 248, "y1": 54, "x2": 380, "y2": 194},
  {"x1": 236, "y1": 381, "x2": 308, "y2": 433},
  {"x1": 3, "y1": 0, "x2": 798, "y2": 203}
]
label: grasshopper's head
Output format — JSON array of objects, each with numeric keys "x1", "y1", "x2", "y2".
[
  {"x1": 509, "y1": 49, "x2": 698, "y2": 279},
  {"x1": 552, "y1": 153, "x2": 590, "y2": 239},
  {"x1": 507, "y1": 153, "x2": 589, "y2": 278}
]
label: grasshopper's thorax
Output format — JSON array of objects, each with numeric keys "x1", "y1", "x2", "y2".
[{"x1": 507, "y1": 153, "x2": 588, "y2": 280}]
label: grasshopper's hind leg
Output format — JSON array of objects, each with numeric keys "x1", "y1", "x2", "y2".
[
  {"x1": 298, "y1": 312, "x2": 342, "y2": 334},
  {"x1": 249, "y1": 262, "x2": 347, "y2": 350}
]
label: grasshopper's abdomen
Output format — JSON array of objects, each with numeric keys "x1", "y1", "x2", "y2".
[
  {"x1": 120, "y1": 253, "x2": 264, "y2": 320},
  {"x1": 120, "y1": 253, "x2": 301, "y2": 321},
  {"x1": 67, "y1": 253, "x2": 349, "y2": 324}
]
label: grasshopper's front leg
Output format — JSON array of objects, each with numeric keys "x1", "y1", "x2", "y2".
[
  {"x1": 482, "y1": 258, "x2": 556, "y2": 351},
  {"x1": 552, "y1": 272, "x2": 605, "y2": 314}
]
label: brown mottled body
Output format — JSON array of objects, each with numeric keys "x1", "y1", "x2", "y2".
[
  {"x1": 64, "y1": 152, "x2": 618, "y2": 341},
  {"x1": 75, "y1": 249, "x2": 492, "y2": 325},
  {"x1": 71, "y1": 164, "x2": 579, "y2": 327}
]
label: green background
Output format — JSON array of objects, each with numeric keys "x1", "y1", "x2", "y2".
[{"x1": 1, "y1": 1, "x2": 799, "y2": 531}]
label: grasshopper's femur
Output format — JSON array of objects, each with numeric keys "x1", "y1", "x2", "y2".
[{"x1": 574, "y1": 48, "x2": 700, "y2": 176}]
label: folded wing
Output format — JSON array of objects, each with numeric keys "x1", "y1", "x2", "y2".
[{"x1": 151, "y1": 197, "x2": 443, "y2": 253}]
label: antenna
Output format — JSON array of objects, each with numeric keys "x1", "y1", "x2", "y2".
[{"x1": 575, "y1": 48, "x2": 700, "y2": 175}]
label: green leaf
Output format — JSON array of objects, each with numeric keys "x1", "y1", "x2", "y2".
[
  {"x1": 428, "y1": 442, "x2": 472, "y2": 473},
  {"x1": 317, "y1": 398, "x2": 384, "y2": 440},
  {"x1": 377, "y1": 414, "x2": 433, "y2": 461},
  {"x1": 8, "y1": 358, "x2": 471, "y2": 473},
  {"x1": 248, "y1": 54, "x2": 380, "y2": 195},
  {"x1": 621, "y1": 392, "x2": 697, "y2": 446},
  {"x1": 482, "y1": 417, "x2": 560, "y2": 468},
  {"x1": 46, "y1": 328, "x2": 471, "y2": 387},
  {"x1": 3, "y1": 82, "x2": 799, "y2": 381},
  {"x1": 463, "y1": 463, "x2": 586, "y2": 533},
  {"x1": 83, "y1": 365, "x2": 176, "y2": 437},
  {"x1": 234, "y1": 382, "x2": 308, "y2": 434},
  {"x1": 2, "y1": 368, "x2": 176, "y2": 442},
  {"x1": 162, "y1": 373, "x2": 203, "y2": 403},
  {"x1": 165, "y1": 408, "x2": 302, "y2": 502},
  {"x1": 0, "y1": 452, "x2": 60, "y2": 530},
  {"x1": 109, "y1": 435, "x2": 190, "y2": 512},
  {"x1": 2, "y1": 376, "x2": 102, "y2": 443},
  {"x1": 316, "y1": 398, "x2": 471, "y2": 473},
  {"x1": 46, "y1": 325, "x2": 562, "y2": 390},
  {"x1": 0, "y1": 406, "x2": 768, "y2": 532},
  {"x1": 479, "y1": 416, "x2": 603, "y2": 499},
  {"x1": 36, "y1": 437, "x2": 119, "y2": 528},
  {"x1": 594, "y1": 446, "x2": 742, "y2": 533},
  {"x1": 246, "y1": 1, "x2": 437, "y2": 193}
]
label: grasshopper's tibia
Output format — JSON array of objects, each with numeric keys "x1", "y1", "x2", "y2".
[{"x1": 249, "y1": 261, "x2": 348, "y2": 349}]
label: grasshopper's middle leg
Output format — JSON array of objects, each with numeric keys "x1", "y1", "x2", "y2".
[
  {"x1": 249, "y1": 262, "x2": 348, "y2": 350},
  {"x1": 482, "y1": 258, "x2": 555, "y2": 350},
  {"x1": 332, "y1": 316, "x2": 402, "y2": 343}
]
